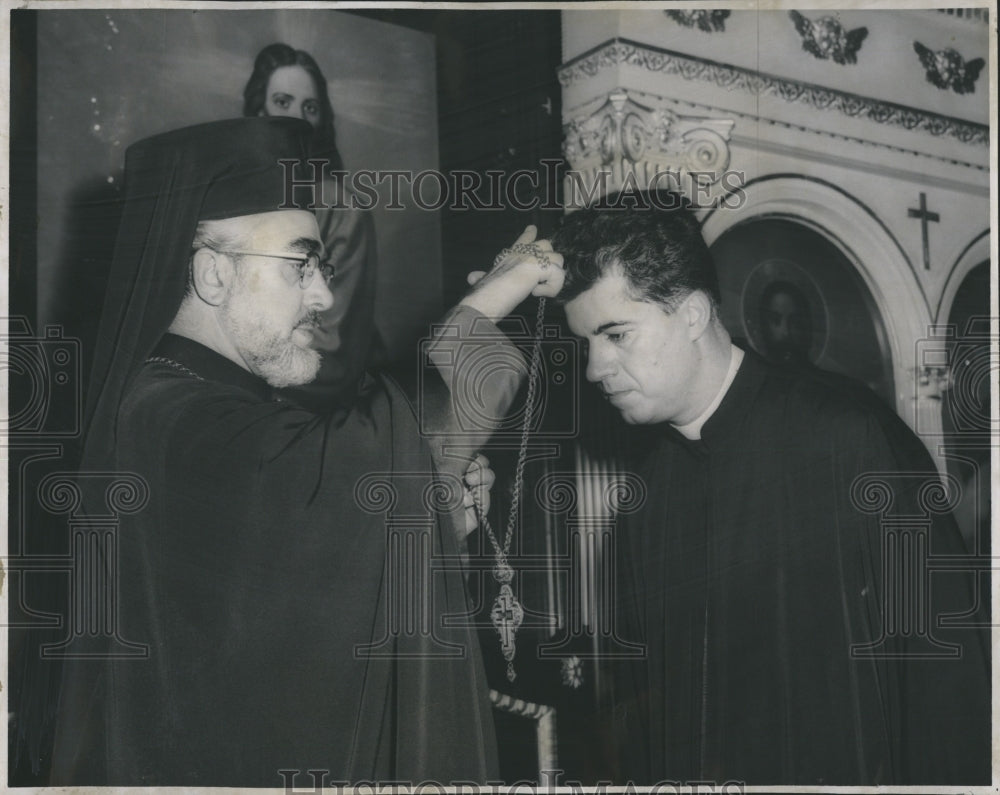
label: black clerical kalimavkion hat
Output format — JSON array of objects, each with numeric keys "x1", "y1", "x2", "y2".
[
  {"x1": 124, "y1": 116, "x2": 314, "y2": 221},
  {"x1": 82, "y1": 117, "x2": 315, "y2": 469}
]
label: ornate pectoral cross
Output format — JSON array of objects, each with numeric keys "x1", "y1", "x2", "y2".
[
  {"x1": 908, "y1": 192, "x2": 940, "y2": 271},
  {"x1": 490, "y1": 582, "x2": 524, "y2": 681}
]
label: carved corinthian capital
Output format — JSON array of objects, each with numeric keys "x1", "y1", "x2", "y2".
[{"x1": 563, "y1": 90, "x2": 735, "y2": 204}]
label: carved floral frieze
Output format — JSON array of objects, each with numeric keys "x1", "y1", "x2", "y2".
[{"x1": 558, "y1": 40, "x2": 988, "y2": 146}]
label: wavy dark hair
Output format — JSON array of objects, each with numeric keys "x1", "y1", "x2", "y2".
[
  {"x1": 243, "y1": 43, "x2": 344, "y2": 171},
  {"x1": 552, "y1": 190, "x2": 720, "y2": 313}
]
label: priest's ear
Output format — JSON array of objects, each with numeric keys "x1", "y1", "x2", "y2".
[
  {"x1": 190, "y1": 247, "x2": 235, "y2": 306},
  {"x1": 682, "y1": 289, "x2": 715, "y2": 341}
]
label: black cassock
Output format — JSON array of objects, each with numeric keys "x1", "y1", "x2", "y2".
[
  {"x1": 48, "y1": 119, "x2": 514, "y2": 786},
  {"x1": 610, "y1": 351, "x2": 989, "y2": 786},
  {"x1": 54, "y1": 321, "x2": 508, "y2": 786}
]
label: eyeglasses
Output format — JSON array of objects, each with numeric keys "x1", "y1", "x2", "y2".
[{"x1": 217, "y1": 249, "x2": 335, "y2": 288}]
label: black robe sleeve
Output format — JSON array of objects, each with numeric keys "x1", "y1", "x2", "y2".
[{"x1": 51, "y1": 307, "x2": 524, "y2": 786}]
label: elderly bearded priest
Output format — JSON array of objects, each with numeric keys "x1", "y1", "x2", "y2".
[
  {"x1": 49, "y1": 118, "x2": 563, "y2": 786},
  {"x1": 554, "y1": 195, "x2": 989, "y2": 786}
]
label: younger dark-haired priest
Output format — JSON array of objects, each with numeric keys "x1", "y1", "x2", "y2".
[{"x1": 553, "y1": 194, "x2": 989, "y2": 786}]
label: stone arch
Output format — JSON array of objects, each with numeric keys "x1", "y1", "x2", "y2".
[
  {"x1": 701, "y1": 175, "x2": 934, "y2": 432},
  {"x1": 937, "y1": 230, "x2": 990, "y2": 326}
]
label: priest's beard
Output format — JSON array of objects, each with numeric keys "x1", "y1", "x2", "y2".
[{"x1": 221, "y1": 279, "x2": 322, "y2": 388}]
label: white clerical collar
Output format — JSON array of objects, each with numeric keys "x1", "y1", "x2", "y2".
[{"x1": 673, "y1": 344, "x2": 745, "y2": 440}]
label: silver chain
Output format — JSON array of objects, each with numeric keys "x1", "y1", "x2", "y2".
[
  {"x1": 473, "y1": 292, "x2": 547, "y2": 683},
  {"x1": 476, "y1": 295, "x2": 546, "y2": 564},
  {"x1": 478, "y1": 240, "x2": 553, "y2": 565},
  {"x1": 493, "y1": 242, "x2": 552, "y2": 272},
  {"x1": 146, "y1": 356, "x2": 204, "y2": 381}
]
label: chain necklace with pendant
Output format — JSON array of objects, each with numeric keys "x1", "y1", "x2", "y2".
[{"x1": 474, "y1": 244, "x2": 550, "y2": 683}]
